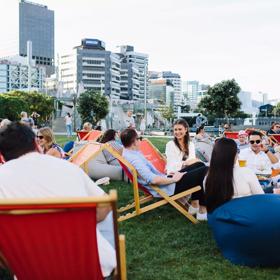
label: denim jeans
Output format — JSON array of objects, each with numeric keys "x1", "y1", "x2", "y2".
[{"x1": 66, "y1": 124, "x2": 72, "y2": 136}]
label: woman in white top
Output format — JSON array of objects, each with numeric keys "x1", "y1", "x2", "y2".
[
  {"x1": 205, "y1": 138, "x2": 264, "y2": 213},
  {"x1": 165, "y1": 119, "x2": 208, "y2": 219},
  {"x1": 165, "y1": 119, "x2": 198, "y2": 174}
]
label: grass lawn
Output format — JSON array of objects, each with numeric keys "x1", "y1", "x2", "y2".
[
  {"x1": 2, "y1": 135, "x2": 278, "y2": 279},
  {"x1": 107, "y1": 180, "x2": 280, "y2": 280}
]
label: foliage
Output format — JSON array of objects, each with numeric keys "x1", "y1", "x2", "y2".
[
  {"x1": 180, "y1": 104, "x2": 191, "y2": 113},
  {"x1": 6, "y1": 91, "x2": 55, "y2": 121},
  {"x1": 232, "y1": 110, "x2": 251, "y2": 119},
  {"x1": 0, "y1": 94, "x2": 28, "y2": 121},
  {"x1": 272, "y1": 102, "x2": 280, "y2": 116},
  {"x1": 197, "y1": 79, "x2": 241, "y2": 119},
  {"x1": 258, "y1": 104, "x2": 274, "y2": 117},
  {"x1": 77, "y1": 90, "x2": 109, "y2": 125},
  {"x1": 160, "y1": 105, "x2": 175, "y2": 122}
]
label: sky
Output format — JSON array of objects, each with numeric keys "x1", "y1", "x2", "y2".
[{"x1": 0, "y1": 0, "x2": 280, "y2": 100}]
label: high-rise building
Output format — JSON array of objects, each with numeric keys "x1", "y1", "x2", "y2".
[
  {"x1": 0, "y1": 55, "x2": 45, "y2": 93},
  {"x1": 19, "y1": 0, "x2": 54, "y2": 75},
  {"x1": 238, "y1": 91, "x2": 257, "y2": 114},
  {"x1": 149, "y1": 71, "x2": 181, "y2": 111},
  {"x1": 148, "y1": 79, "x2": 174, "y2": 109},
  {"x1": 59, "y1": 39, "x2": 121, "y2": 99},
  {"x1": 161, "y1": 71, "x2": 181, "y2": 108},
  {"x1": 119, "y1": 60, "x2": 140, "y2": 100},
  {"x1": 182, "y1": 80, "x2": 208, "y2": 110},
  {"x1": 118, "y1": 46, "x2": 148, "y2": 100}
]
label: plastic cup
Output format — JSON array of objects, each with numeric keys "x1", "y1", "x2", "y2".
[{"x1": 238, "y1": 160, "x2": 247, "y2": 167}]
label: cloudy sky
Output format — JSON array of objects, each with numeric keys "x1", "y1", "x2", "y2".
[{"x1": 1, "y1": 0, "x2": 279, "y2": 99}]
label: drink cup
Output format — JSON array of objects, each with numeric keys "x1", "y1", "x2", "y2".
[{"x1": 238, "y1": 159, "x2": 247, "y2": 167}]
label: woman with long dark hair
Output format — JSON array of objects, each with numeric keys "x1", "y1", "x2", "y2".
[
  {"x1": 165, "y1": 119, "x2": 208, "y2": 219},
  {"x1": 100, "y1": 129, "x2": 123, "y2": 165},
  {"x1": 165, "y1": 119, "x2": 198, "y2": 174},
  {"x1": 205, "y1": 138, "x2": 263, "y2": 213}
]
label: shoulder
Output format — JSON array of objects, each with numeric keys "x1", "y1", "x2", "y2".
[{"x1": 166, "y1": 140, "x2": 176, "y2": 148}]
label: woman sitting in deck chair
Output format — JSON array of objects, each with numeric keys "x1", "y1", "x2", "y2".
[
  {"x1": 121, "y1": 128, "x2": 208, "y2": 221},
  {"x1": 165, "y1": 119, "x2": 209, "y2": 218}
]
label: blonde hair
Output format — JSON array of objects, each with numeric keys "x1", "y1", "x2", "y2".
[
  {"x1": 20, "y1": 111, "x2": 28, "y2": 118},
  {"x1": 82, "y1": 122, "x2": 92, "y2": 132},
  {"x1": 38, "y1": 127, "x2": 56, "y2": 148}
]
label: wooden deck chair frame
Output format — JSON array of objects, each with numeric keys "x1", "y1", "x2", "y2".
[
  {"x1": 70, "y1": 142, "x2": 201, "y2": 224},
  {"x1": 0, "y1": 190, "x2": 126, "y2": 280}
]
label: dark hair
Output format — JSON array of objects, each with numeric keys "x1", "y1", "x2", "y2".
[
  {"x1": 196, "y1": 125, "x2": 204, "y2": 135},
  {"x1": 67, "y1": 113, "x2": 71, "y2": 117},
  {"x1": 120, "y1": 128, "x2": 138, "y2": 148},
  {"x1": 173, "y1": 119, "x2": 190, "y2": 156},
  {"x1": 100, "y1": 129, "x2": 117, "y2": 143},
  {"x1": 249, "y1": 130, "x2": 263, "y2": 138},
  {"x1": 205, "y1": 138, "x2": 238, "y2": 213},
  {"x1": 0, "y1": 122, "x2": 36, "y2": 161}
]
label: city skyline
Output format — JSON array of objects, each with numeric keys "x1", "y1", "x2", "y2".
[{"x1": 0, "y1": 0, "x2": 279, "y2": 100}]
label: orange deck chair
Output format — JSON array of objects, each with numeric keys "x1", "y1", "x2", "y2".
[
  {"x1": 69, "y1": 142, "x2": 200, "y2": 223},
  {"x1": 138, "y1": 138, "x2": 166, "y2": 173},
  {"x1": 224, "y1": 131, "x2": 239, "y2": 139},
  {"x1": 0, "y1": 190, "x2": 126, "y2": 280},
  {"x1": 77, "y1": 130, "x2": 103, "y2": 141}
]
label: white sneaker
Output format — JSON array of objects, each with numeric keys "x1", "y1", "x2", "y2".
[
  {"x1": 188, "y1": 205, "x2": 199, "y2": 215},
  {"x1": 197, "y1": 212, "x2": 208, "y2": 221}
]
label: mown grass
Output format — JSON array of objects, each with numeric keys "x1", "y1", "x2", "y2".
[
  {"x1": 3, "y1": 135, "x2": 279, "y2": 279},
  {"x1": 106, "y1": 180, "x2": 280, "y2": 280}
]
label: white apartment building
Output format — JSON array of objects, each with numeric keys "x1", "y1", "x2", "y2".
[
  {"x1": 0, "y1": 55, "x2": 45, "y2": 93},
  {"x1": 59, "y1": 39, "x2": 121, "y2": 99},
  {"x1": 119, "y1": 45, "x2": 148, "y2": 100}
]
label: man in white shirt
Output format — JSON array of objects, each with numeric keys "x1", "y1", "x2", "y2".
[
  {"x1": 239, "y1": 130, "x2": 280, "y2": 174},
  {"x1": 0, "y1": 122, "x2": 116, "y2": 277}
]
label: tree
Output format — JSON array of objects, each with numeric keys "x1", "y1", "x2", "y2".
[
  {"x1": 0, "y1": 94, "x2": 28, "y2": 121},
  {"x1": 232, "y1": 110, "x2": 251, "y2": 119},
  {"x1": 180, "y1": 104, "x2": 191, "y2": 113},
  {"x1": 8, "y1": 91, "x2": 55, "y2": 122},
  {"x1": 197, "y1": 79, "x2": 241, "y2": 119},
  {"x1": 77, "y1": 90, "x2": 109, "y2": 125},
  {"x1": 160, "y1": 105, "x2": 175, "y2": 122},
  {"x1": 273, "y1": 102, "x2": 280, "y2": 116}
]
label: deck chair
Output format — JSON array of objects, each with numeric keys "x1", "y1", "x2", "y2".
[
  {"x1": 224, "y1": 131, "x2": 239, "y2": 139},
  {"x1": 138, "y1": 138, "x2": 166, "y2": 173},
  {"x1": 77, "y1": 130, "x2": 103, "y2": 142},
  {"x1": 0, "y1": 190, "x2": 126, "y2": 280},
  {"x1": 70, "y1": 143, "x2": 201, "y2": 223},
  {"x1": 116, "y1": 156, "x2": 201, "y2": 224},
  {"x1": 270, "y1": 134, "x2": 280, "y2": 144}
]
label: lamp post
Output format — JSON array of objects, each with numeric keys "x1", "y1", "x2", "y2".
[
  {"x1": 72, "y1": 92, "x2": 78, "y2": 131},
  {"x1": 144, "y1": 59, "x2": 148, "y2": 128}
]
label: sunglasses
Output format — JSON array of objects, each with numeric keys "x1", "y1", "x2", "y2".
[
  {"x1": 249, "y1": 140, "x2": 261, "y2": 144},
  {"x1": 36, "y1": 135, "x2": 44, "y2": 139},
  {"x1": 136, "y1": 136, "x2": 143, "y2": 141}
]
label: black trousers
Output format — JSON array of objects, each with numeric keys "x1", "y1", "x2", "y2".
[{"x1": 174, "y1": 162, "x2": 208, "y2": 206}]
